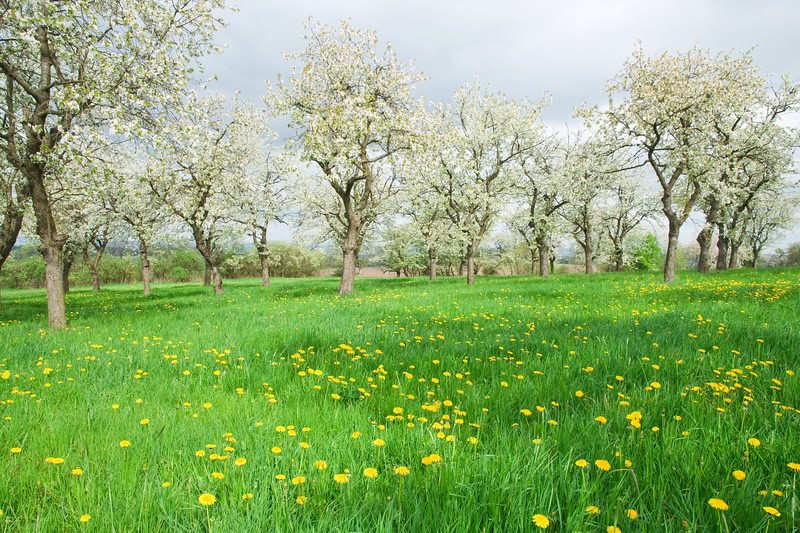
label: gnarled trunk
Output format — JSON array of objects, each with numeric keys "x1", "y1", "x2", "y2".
[
  {"x1": 338, "y1": 220, "x2": 361, "y2": 295},
  {"x1": 62, "y1": 258, "x2": 72, "y2": 294},
  {"x1": 537, "y1": 240, "x2": 549, "y2": 277},
  {"x1": 715, "y1": 224, "x2": 729, "y2": 271},
  {"x1": 212, "y1": 265, "x2": 223, "y2": 295},
  {"x1": 429, "y1": 247, "x2": 437, "y2": 281},
  {"x1": 697, "y1": 198, "x2": 719, "y2": 274}
]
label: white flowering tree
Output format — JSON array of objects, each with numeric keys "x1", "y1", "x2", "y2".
[
  {"x1": 601, "y1": 172, "x2": 660, "y2": 272},
  {"x1": 580, "y1": 45, "x2": 773, "y2": 282},
  {"x1": 270, "y1": 19, "x2": 424, "y2": 295},
  {"x1": 149, "y1": 93, "x2": 267, "y2": 295},
  {"x1": 744, "y1": 192, "x2": 798, "y2": 267},
  {"x1": 515, "y1": 136, "x2": 571, "y2": 277},
  {"x1": 0, "y1": 166, "x2": 27, "y2": 313},
  {"x1": 225, "y1": 144, "x2": 292, "y2": 287},
  {"x1": 428, "y1": 78, "x2": 548, "y2": 284},
  {"x1": 0, "y1": 0, "x2": 228, "y2": 327}
]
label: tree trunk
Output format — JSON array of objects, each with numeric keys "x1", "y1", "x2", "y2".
[
  {"x1": 466, "y1": 242, "x2": 475, "y2": 285},
  {"x1": 212, "y1": 265, "x2": 223, "y2": 295},
  {"x1": 728, "y1": 243, "x2": 741, "y2": 269},
  {"x1": 139, "y1": 236, "x2": 151, "y2": 296},
  {"x1": 43, "y1": 244, "x2": 67, "y2": 328},
  {"x1": 663, "y1": 218, "x2": 680, "y2": 283},
  {"x1": 583, "y1": 232, "x2": 594, "y2": 274},
  {"x1": 537, "y1": 241, "x2": 549, "y2": 277},
  {"x1": 549, "y1": 251, "x2": 556, "y2": 275},
  {"x1": 204, "y1": 260, "x2": 212, "y2": 286},
  {"x1": 0, "y1": 192, "x2": 25, "y2": 315},
  {"x1": 751, "y1": 244, "x2": 761, "y2": 268},
  {"x1": 715, "y1": 224, "x2": 729, "y2": 271},
  {"x1": 429, "y1": 248, "x2": 437, "y2": 281},
  {"x1": 338, "y1": 222, "x2": 360, "y2": 295},
  {"x1": 530, "y1": 249, "x2": 537, "y2": 275},
  {"x1": 613, "y1": 245, "x2": 624, "y2": 272},
  {"x1": 260, "y1": 253, "x2": 270, "y2": 286},
  {"x1": 696, "y1": 226, "x2": 714, "y2": 274},
  {"x1": 62, "y1": 259, "x2": 72, "y2": 294}
]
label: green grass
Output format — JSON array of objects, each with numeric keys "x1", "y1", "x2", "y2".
[{"x1": 1, "y1": 269, "x2": 799, "y2": 532}]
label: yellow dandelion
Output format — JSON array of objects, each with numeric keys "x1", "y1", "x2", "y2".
[
  {"x1": 271, "y1": 447, "x2": 281, "y2": 454},
  {"x1": 575, "y1": 390, "x2": 584, "y2": 398},
  {"x1": 119, "y1": 440, "x2": 131, "y2": 448},
  {"x1": 291, "y1": 476, "x2": 305, "y2": 485},
  {"x1": 363, "y1": 467, "x2": 378, "y2": 478},
  {"x1": 351, "y1": 431, "x2": 361, "y2": 439},
  {"x1": 626, "y1": 509, "x2": 638, "y2": 519},
  {"x1": 72, "y1": 468, "x2": 83, "y2": 476},
  {"x1": 275, "y1": 474, "x2": 286, "y2": 481},
  {"x1": 708, "y1": 498, "x2": 728, "y2": 511},
  {"x1": 607, "y1": 527, "x2": 621, "y2": 533},
  {"x1": 333, "y1": 473, "x2": 349, "y2": 484},
  {"x1": 532, "y1": 514, "x2": 550, "y2": 528},
  {"x1": 162, "y1": 482, "x2": 170, "y2": 487},
  {"x1": 198, "y1": 493, "x2": 216, "y2": 506},
  {"x1": 235, "y1": 458, "x2": 246, "y2": 467},
  {"x1": 314, "y1": 460, "x2": 328, "y2": 470},
  {"x1": 394, "y1": 466, "x2": 410, "y2": 476},
  {"x1": 10, "y1": 447, "x2": 22, "y2": 454},
  {"x1": 732, "y1": 470, "x2": 745, "y2": 481},
  {"x1": 242, "y1": 493, "x2": 253, "y2": 500},
  {"x1": 372, "y1": 438, "x2": 386, "y2": 447},
  {"x1": 79, "y1": 514, "x2": 91, "y2": 523},
  {"x1": 575, "y1": 459, "x2": 588, "y2": 468},
  {"x1": 139, "y1": 418, "x2": 149, "y2": 425},
  {"x1": 595, "y1": 459, "x2": 611, "y2": 471},
  {"x1": 748, "y1": 437, "x2": 761, "y2": 447},
  {"x1": 594, "y1": 416, "x2": 607, "y2": 424},
  {"x1": 296, "y1": 495, "x2": 307, "y2": 505},
  {"x1": 211, "y1": 472, "x2": 224, "y2": 480},
  {"x1": 787, "y1": 463, "x2": 800, "y2": 471},
  {"x1": 467, "y1": 437, "x2": 478, "y2": 444},
  {"x1": 763, "y1": 506, "x2": 780, "y2": 517},
  {"x1": 586, "y1": 505, "x2": 600, "y2": 514}
]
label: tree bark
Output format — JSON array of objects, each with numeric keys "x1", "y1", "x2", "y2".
[
  {"x1": 0, "y1": 189, "x2": 25, "y2": 315},
  {"x1": 530, "y1": 250, "x2": 537, "y2": 275},
  {"x1": 697, "y1": 197, "x2": 719, "y2": 274},
  {"x1": 715, "y1": 224, "x2": 729, "y2": 271},
  {"x1": 663, "y1": 218, "x2": 680, "y2": 283},
  {"x1": 465, "y1": 242, "x2": 475, "y2": 284},
  {"x1": 338, "y1": 219, "x2": 361, "y2": 295},
  {"x1": 212, "y1": 265, "x2": 223, "y2": 295},
  {"x1": 583, "y1": 232, "x2": 594, "y2": 274},
  {"x1": 139, "y1": 235, "x2": 151, "y2": 296},
  {"x1": 62, "y1": 258, "x2": 72, "y2": 294},
  {"x1": 26, "y1": 163, "x2": 67, "y2": 328},
  {"x1": 728, "y1": 243, "x2": 741, "y2": 269},
  {"x1": 612, "y1": 244, "x2": 624, "y2": 272},
  {"x1": 204, "y1": 260, "x2": 211, "y2": 286},
  {"x1": 751, "y1": 244, "x2": 761, "y2": 268},
  {"x1": 537, "y1": 240, "x2": 549, "y2": 277},
  {"x1": 253, "y1": 228, "x2": 270, "y2": 287},
  {"x1": 260, "y1": 252, "x2": 270, "y2": 286},
  {"x1": 429, "y1": 247, "x2": 437, "y2": 281}
]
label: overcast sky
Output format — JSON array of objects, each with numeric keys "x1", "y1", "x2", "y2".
[{"x1": 202, "y1": 0, "x2": 800, "y2": 249}]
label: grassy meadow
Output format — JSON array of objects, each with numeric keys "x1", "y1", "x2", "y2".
[{"x1": 1, "y1": 269, "x2": 799, "y2": 532}]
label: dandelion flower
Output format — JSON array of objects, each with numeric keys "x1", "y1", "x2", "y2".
[
  {"x1": 351, "y1": 432, "x2": 361, "y2": 439},
  {"x1": 211, "y1": 472, "x2": 224, "y2": 480},
  {"x1": 708, "y1": 498, "x2": 728, "y2": 511},
  {"x1": 787, "y1": 463, "x2": 800, "y2": 471},
  {"x1": 271, "y1": 447, "x2": 281, "y2": 454},
  {"x1": 532, "y1": 514, "x2": 549, "y2": 528},
  {"x1": 291, "y1": 476, "x2": 305, "y2": 485},
  {"x1": 607, "y1": 527, "x2": 621, "y2": 533},
  {"x1": 363, "y1": 467, "x2": 378, "y2": 478},
  {"x1": 626, "y1": 509, "x2": 638, "y2": 519},
  {"x1": 10, "y1": 447, "x2": 21, "y2": 454},
  {"x1": 198, "y1": 493, "x2": 216, "y2": 506},
  {"x1": 732, "y1": 470, "x2": 745, "y2": 481},
  {"x1": 594, "y1": 416, "x2": 607, "y2": 424},
  {"x1": 314, "y1": 460, "x2": 328, "y2": 470},
  {"x1": 333, "y1": 473, "x2": 349, "y2": 484},
  {"x1": 275, "y1": 474, "x2": 286, "y2": 481},
  {"x1": 79, "y1": 514, "x2": 91, "y2": 523},
  {"x1": 162, "y1": 482, "x2": 170, "y2": 487},
  {"x1": 46, "y1": 457, "x2": 64, "y2": 465},
  {"x1": 394, "y1": 466, "x2": 410, "y2": 476},
  {"x1": 72, "y1": 468, "x2": 83, "y2": 476},
  {"x1": 372, "y1": 439, "x2": 386, "y2": 447},
  {"x1": 586, "y1": 505, "x2": 600, "y2": 514},
  {"x1": 468, "y1": 437, "x2": 478, "y2": 444},
  {"x1": 139, "y1": 418, "x2": 149, "y2": 425},
  {"x1": 296, "y1": 495, "x2": 307, "y2": 505},
  {"x1": 119, "y1": 440, "x2": 131, "y2": 448},
  {"x1": 747, "y1": 437, "x2": 761, "y2": 447},
  {"x1": 242, "y1": 493, "x2": 253, "y2": 500},
  {"x1": 763, "y1": 507, "x2": 780, "y2": 517},
  {"x1": 575, "y1": 390, "x2": 584, "y2": 398},
  {"x1": 595, "y1": 459, "x2": 611, "y2": 471},
  {"x1": 234, "y1": 458, "x2": 247, "y2": 466},
  {"x1": 575, "y1": 459, "x2": 588, "y2": 468}
]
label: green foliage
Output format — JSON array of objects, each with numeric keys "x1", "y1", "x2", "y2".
[{"x1": 631, "y1": 234, "x2": 663, "y2": 271}]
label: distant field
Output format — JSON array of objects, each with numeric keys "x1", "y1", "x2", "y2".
[{"x1": 1, "y1": 270, "x2": 799, "y2": 531}]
